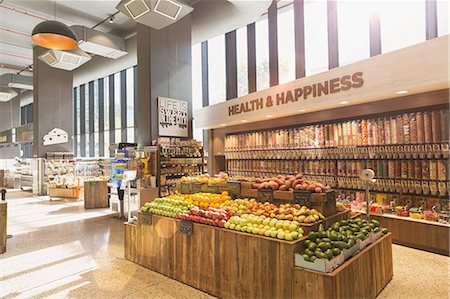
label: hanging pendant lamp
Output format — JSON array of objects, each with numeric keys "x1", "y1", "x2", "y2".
[
  {"x1": 32, "y1": 20, "x2": 78, "y2": 50},
  {"x1": 31, "y1": 0, "x2": 78, "y2": 50}
]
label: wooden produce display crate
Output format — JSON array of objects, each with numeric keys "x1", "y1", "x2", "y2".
[
  {"x1": 84, "y1": 181, "x2": 109, "y2": 209},
  {"x1": 126, "y1": 212, "x2": 303, "y2": 299},
  {"x1": 49, "y1": 187, "x2": 79, "y2": 199},
  {"x1": 293, "y1": 233, "x2": 393, "y2": 299},
  {"x1": 139, "y1": 187, "x2": 160, "y2": 207},
  {"x1": 370, "y1": 214, "x2": 449, "y2": 255}
]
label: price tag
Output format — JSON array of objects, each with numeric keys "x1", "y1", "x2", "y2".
[
  {"x1": 180, "y1": 219, "x2": 193, "y2": 236},
  {"x1": 258, "y1": 189, "x2": 273, "y2": 203},
  {"x1": 180, "y1": 182, "x2": 192, "y2": 194},
  {"x1": 293, "y1": 190, "x2": 311, "y2": 206},
  {"x1": 207, "y1": 184, "x2": 220, "y2": 194},
  {"x1": 325, "y1": 190, "x2": 336, "y2": 207},
  {"x1": 141, "y1": 213, "x2": 152, "y2": 225},
  {"x1": 192, "y1": 183, "x2": 202, "y2": 194},
  {"x1": 227, "y1": 180, "x2": 241, "y2": 197}
]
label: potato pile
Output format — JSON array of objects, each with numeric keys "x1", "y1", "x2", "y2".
[{"x1": 251, "y1": 173, "x2": 331, "y2": 193}]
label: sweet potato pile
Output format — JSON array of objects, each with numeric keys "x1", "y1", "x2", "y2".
[{"x1": 251, "y1": 173, "x2": 331, "y2": 193}]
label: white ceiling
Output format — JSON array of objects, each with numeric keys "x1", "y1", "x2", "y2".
[{"x1": 0, "y1": 0, "x2": 136, "y2": 77}]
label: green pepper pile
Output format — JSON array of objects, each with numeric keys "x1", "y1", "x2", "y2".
[{"x1": 301, "y1": 218, "x2": 388, "y2": 262}]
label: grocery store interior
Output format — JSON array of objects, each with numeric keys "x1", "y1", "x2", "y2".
[{"x1": 0, "y1": 0, "x2": 449, "y2": 298}]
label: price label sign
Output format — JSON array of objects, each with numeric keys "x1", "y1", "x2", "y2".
[
  {"x1": 180, "y1": 182, "x2": 192, "y2": 194},
  {"x1": 325, "y1": 190, "x2": 336, "y2": 207},
  {"x1": 227, "y1": 180, "x2": 241, "y2": 197},
  {"x1": 258, "y1": 189, "x2": 273, "y2": 203},
  {"x1": 141, "y1": 213, "x2": 152, "y2": 225},
  {"x1": 192, "y1": 183, "x2": 202, "y2": 194},
  {"x1": 293, "y1": 190, "x2": 312, "y2": 207},
  {"x1": 207, "y1": 184, "x2": 220, "y2": 194},
  {"x1": 180, "y1": 219, "x2": 193, "y2": 236}
]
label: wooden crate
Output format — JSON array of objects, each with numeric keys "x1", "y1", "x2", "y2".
[
  {"x1": 311, "y1": 191, "x2": 337, "y2": 217},
  {"x1": 49, "y1": 187, "x2": 79, "y2": 199},
  {"x1": 130, "y1": 213, "x2": 302, "y2": 299},
  {"x1": 139, "y1": 187, "x2": 159, "y2": 207},
  {"x1": 370, "y1": 214, "x2": 449, "y2": 255},
  {"x1": 293, "y1": 233, "x2": 393, "y2": 299},
  {"x1": 84, "y1": 181, "x2": 109, "y2": 209}
]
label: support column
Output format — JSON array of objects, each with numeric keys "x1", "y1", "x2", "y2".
[
  {"x1": 136, "y1": 15, "x2": 193, "y2": 146},
  {"x1": 33, "y1": 47, "x2": 74, "y2": 157}
]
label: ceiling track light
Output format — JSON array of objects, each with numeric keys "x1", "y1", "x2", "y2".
[{"x1": 109, "y1": 16, "x2": 114, "y2": 23}]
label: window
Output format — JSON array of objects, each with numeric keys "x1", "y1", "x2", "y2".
[
  {"x1": 85, "y1": 84, "x2": 90, "y2": 151},
  {"x1": 438, "y1": 0, "x2": 449, "y2": 36},
  {"x1": 114, "y1": 73, "x2": 121, "y2": 143},
  {"x1": 104, "y1": 76, "x2": 110, "y2": 131},
  {"x1": 74, "y1": 66, "x2": 137, "y2": 158},
  {"x1": 278, "y1": 4, "x2": 295, "y2": 84},
  {"x1": 380, "y1": 1, "x2": 426, "y2": 53},
  {"x1": 208, "y1": 35, "x2": 226, "y2": 105},
  {"x1": 256, "y1": 16, "x2": 270, "y2": 91},
  {"x1": 304, "y1": 0, "x2": 329, "y2": 75},
  {"x1": 236, "y1": 26, "x2": 249, "y2": 96},
  {"x1": 94, "y1": 81, "x2": 99, "y2": 132},
  {"x1": 337, "y1": 1, "x2": 370, "y2": 66},
  {"x1": 126, "y1": 68, "x2": 134, "y2": 128},
  {"x1": 192, "y1": 43, "x2": 203, "y2": 144}
]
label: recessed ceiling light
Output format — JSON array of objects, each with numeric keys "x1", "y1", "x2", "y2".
[
  {"x1": 339, "y1": 101, "x2": 349, "y2": 105},
  {"x1": 241, "y1": 120, "x2": 248, "y2": 123},
  {"x1": 396, "y1": 90, "x2": 408, "y2": 95},
  {"x1": 266, "y1": 115, "x2": 273, "y2": 118},
  {"x1": 298, "y1": 109, "x2": 306, "y2": 112},
  {"x1": 220, "y1": 124, "x2": 226, "y2": 126}
]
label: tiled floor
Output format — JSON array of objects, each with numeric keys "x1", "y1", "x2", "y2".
[{"x1": 1, "y1": 192, "x2": 449, "y2": 299}]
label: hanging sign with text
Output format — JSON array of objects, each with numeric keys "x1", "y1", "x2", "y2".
[
  {"x1": 158, "y1": 97, "x2": 188, "y2": 137},
  {"x1": 228, "y1": 72, "x2": 364, "y2": 116}
]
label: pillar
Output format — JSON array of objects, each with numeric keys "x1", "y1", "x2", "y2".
[
  {"x1": 32, "y1": 47, "x2": 74, "y2": 157},
  {"x1": 136, "y1": 15, "x2": 193, "y2": 146}
]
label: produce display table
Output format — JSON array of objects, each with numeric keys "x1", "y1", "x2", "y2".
[
  {"x1": 84, "y1": 181, "x2": 109, "y2": 209},
  {"x1": 370, "y1": 214, "x2": 449, "y2": 255},
  {"x1": 48, "y1": 187, "x2": 79, "y2": 199},
  {"x1": 293, "y1": 233, "x2": 393, "y2": 299},
  {"x1": 125, "y1": 211, "x2": 393, "y2": 299}
]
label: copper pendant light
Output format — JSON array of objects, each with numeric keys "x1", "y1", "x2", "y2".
[{"x1": 31, "y1": 1, "x2": 78, "y2": 50}]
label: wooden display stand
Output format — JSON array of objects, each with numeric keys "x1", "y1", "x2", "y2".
[
  {"x1": 139, "y1": 187, "x2": 159, "y2": 207},
  {"x1": 48, "y1": 187, "x2": 79, "y2": 199},
  {"x1": 293, "y1": 233, "x2": 393, "y2": 299},
  {"x1": 370, "y1": 214, "x2": 449, "y2": 255},
  {"x1": 84, "y1": 181, "x2": 109, "y2": 209},
  {"x1": 0, "y1": 201, "x2": 6, "y2": 253},
  {"x1": 0, "y1": 170, "x2": 4, "y2": 188},
  {"x1": 125, "y1": 212, "x2": 393, "y2": 299}
]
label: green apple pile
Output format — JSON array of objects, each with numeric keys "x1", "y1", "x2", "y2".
[
  {"x1": 140, "y1": 198, "x2": 194, "y2": 218},
  {"x1": 224, "y1": 214, "x2": 304, "y2": 241}
]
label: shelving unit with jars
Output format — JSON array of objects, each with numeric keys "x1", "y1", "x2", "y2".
[{"x1": 225, "y1": 108, "x2": 449, "y2": 213}]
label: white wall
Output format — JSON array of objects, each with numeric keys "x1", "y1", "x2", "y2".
[{"x1": 72, "y1": 35, "x2": 137, "y2": 87}]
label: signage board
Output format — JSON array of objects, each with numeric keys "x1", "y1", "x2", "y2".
[
  {"x1": 180, "y1": 219, "x2": 193, "y2": 236},
  {"x1": 293, "y1": 190, "x2": 312, "y2": 206},
  {"x1": 158, "y1": 97, "x2": 188, "y2": 137}
]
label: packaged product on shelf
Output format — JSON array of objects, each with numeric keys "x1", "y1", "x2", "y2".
[
  {"x1": 402, "y1": 113, "x2": 411, "y2": 144},
  {"x1": 422, "y1": 160, "x2": 430, "y2": 180},
  {"x1": 409, "y1": 113, "x2": 418, "y2": 143},
  {"x1": 401, "y1": 161, "x2": 408, "y2": 179},
  {"x1": 441, "y1": 109, "x2": 449, "y2": 141},
  {"x1": 431, "y1": 110, "x2": 442, "y2": 143},
  {"x1": 390, "y1": 116, "x2": 397, "y2": 144},
  {"x1": 372, "y1": 119, "x2": 379, "y2": 145},
  {"x1": 407, "y1": 160, "x2": 414, "y2": 178},
  {"x1": 414, "y1": 160, "x2": 421, "y2": 179},
  {"x1": 367, "y1": 119, "x2": 374, "y2": 145},
  {"x1": 384, "y1": 117, "x2": 391, "y2": 144},
  {"x1": 396, "y1": 115, "x2": 404, "y2": 144},
  {"x1": 429, "y1": 160, "x2": 437, "y2": 180},
  {"x1": 423, "y1": 112, "x2": 432, "y2": 143},
  {"x1": 416, "y1": 112, "x2": 425, "y2": 143},
  {"x1": 437, "y1": 160, "x2": 447, "y2": 181}
]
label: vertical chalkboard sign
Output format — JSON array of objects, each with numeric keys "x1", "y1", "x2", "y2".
[
  {"x1": 325, "y1": 190, "x2": 336, "y2": 207},
  {"x1": 227, "y1": 180, "x2": 241, "y2": 197},
  {"x1": 258, "y1": 189, "x2": 274, "y2": 203},
  {"x1": 180, "y1": 219, "x2": 193, "y2": 236},
  {"x1": 180, "y1": 182, "x2": 192, "y2": 194},
  {"x1": 207, "y1": 184, "x2": 220, "y2": 194},
  {"x1": 141, "y1": 213, "x2": 152, "y2": 225},
  {"x1": 293, "y1": 190, "x2": 312, "y2": 206},
  {"x1": 192, "y1": 183, "x2": 202, "y2": 194}
]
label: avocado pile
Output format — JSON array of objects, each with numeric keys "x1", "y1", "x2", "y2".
[{"x1": 302, "y1": 218, "x2": 388, "y2": 262}]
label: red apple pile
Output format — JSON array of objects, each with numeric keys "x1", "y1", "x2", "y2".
[{"x1": 177, "y1": 206, "x2": 230, "y2": 227}]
